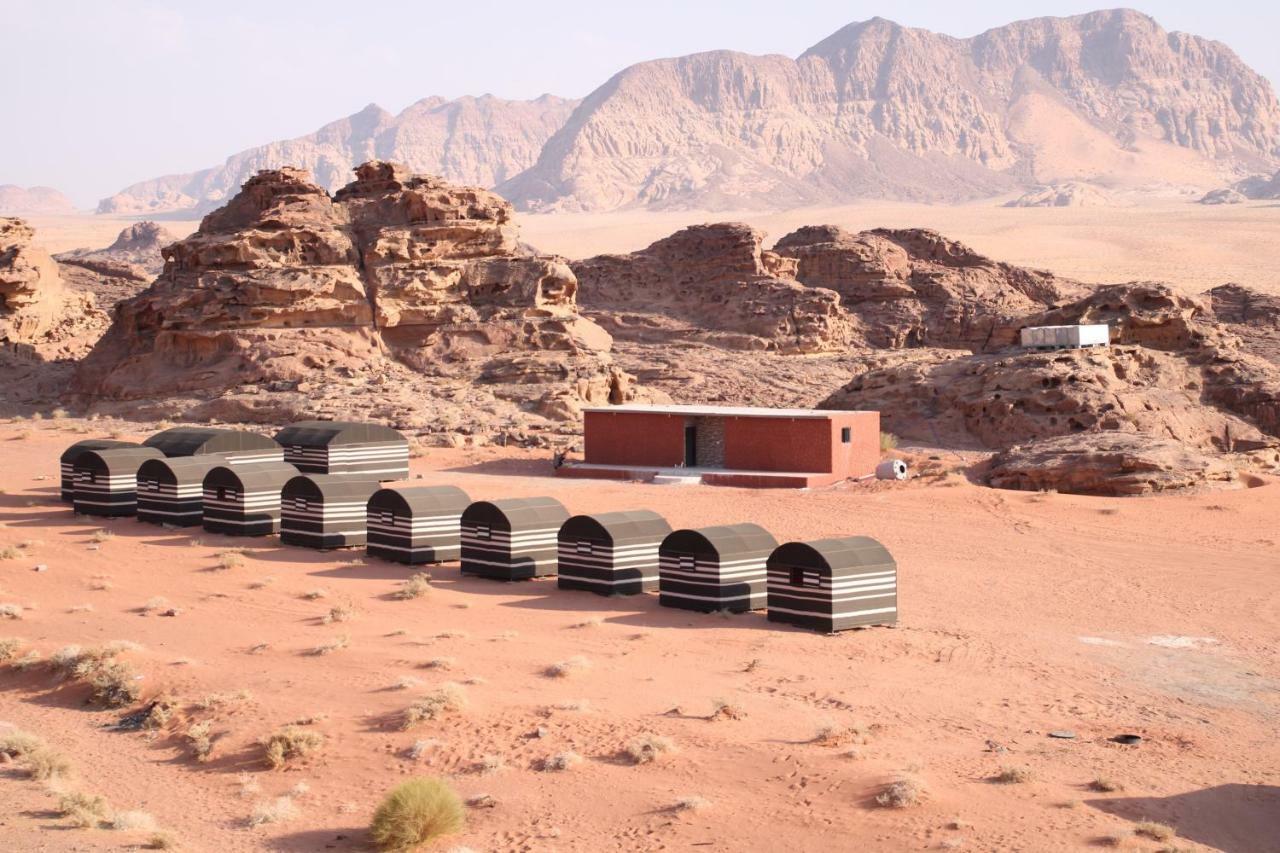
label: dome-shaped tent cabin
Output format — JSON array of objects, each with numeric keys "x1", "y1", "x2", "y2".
[
  {"x1": 557, "y1": 510, "x2": 672, "y2": 596},
  {"x1": 280, "y1": 474, "x2": 380, "y2": 549},
  {"x1": 766, "y1": 537, "x2": 897, "y2": 633},
  {"x1": 460, "y1": 497, "x2": 569, "y2": 581},
  {"x1": 658, "y1": 523, "x2": 778, "y2": 613},
  {"x1": 143, "y1": 426, "x2": 282, "y2": 466},
  {"x1": 71, "y1": 446, "x2": 166, "y2": 517},
  {"x1": 366, "y1": 485, "x2": 471, "y2": 565},
  {"x1": 136, "y1": 455, "x2": 229, "y2": 526},
  {"x1": 201, "y1": 461, "x2": 298, "y2": 536},
  {"x1": 272, "y1": 421, "x2": 409, "y2": 480},
  {"x1": 60, "y1": 439, "x2": 138, "y2": 502}
]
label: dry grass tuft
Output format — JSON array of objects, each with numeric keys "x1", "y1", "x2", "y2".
[
  {"x1": 0, "y1": 603, "x2": 23, "y2": 619},
  {"x1": 49, "y1": 644, "x2": 141, "y2": 707},
  {"x1": 301, "y1": 588, "x2": 327, "y2": 600},
  {"x1": 876, "y1": 776, "x2": 925, "y2": 808},
  {"x1": 26, "y1": 747, "x2": 74, "y2": 781},
  {"x1": 249, "y1": 796, "x2": 298, "y2": 826},
  {"x1": 144, "y1": 831, "x2": 178, "y2": 849},
  {"x1": 247, "y1": 576, "x2": 275, "y2": 589},
  {"x1": 671, "y1": 795, "x2": 711, "y2": 813},
  {"x1": 393, "y1": 676, "x2": 424, "y2": 690},
  {"x1": 709, "y1": 698, "x2": 746, "y2": 721},
  {"x1": 1134, "y1": 822, "x2": 1175, "y2": 842},
  {"x1": 542, "y1": 751, "x2": 582, "y2": 772},
  {"x1": 0, "y1": 636, "x2": 22, "y2": 661},
  {"x1": 623, "y1": 734, "x2": 676, "y2": 765},
  {"x1": 0, "y1": 546, "x2": 22, "y2": 560},
  {"x1": 880, "y1": 432, "x2": 899, "y2": 451},
  {"x1": 216, "y1": 550, "x2": 245, "y2": 570},
  {"x1": 187, "y1": 722, "x2": 216, "y2": 762},
  {"x1": 420, "y1": 657, "x2": 455, "y2": 671},
  {"x1": 402, "y1": 684, "x2": 467, "y2": 729},
  {"x1": 543, "y1": 655, "x2": 590, "y2": 678},
  {"x1": 139, "y1": 596, "x2": 170, "y2": 614},
  {"x1": 407, "y1": 739, "x2": 442, "y2": 760},
  {"x1": 58, "y1": 791, "x2": 110, "y2": 828},
  {"x1": 369, "y1": 777, "x2": 464, "y2": 851},
  {"x1": 261, "y1": 726, "x2": 324, "y2": 769},
  {"x1": 310, "y1": 634, "x2": 350, "y2": 656},
  {"x1": 90, "y1": 529, "x2": 114, "y2": 544},
  {"x1": 993, "y1": 766, "x2": 1034, "y2": 784},
  {"x1": 569, "y1": 617, "x2": 602, "y2": 629},
  {"x1": 1090, "y1": 777, "x2": 1125, "y2": 793},
  {"x1": 395, "y1": 573, "x2": 433, "y2": 600},
  {"x1": 322, "y1": 602, "x2": 355, "y2": 624}
]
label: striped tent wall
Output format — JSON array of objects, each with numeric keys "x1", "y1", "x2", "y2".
[
  {"x1": 460, "y1": 497, "x2": 569, "y2": 581},
  {"x1": 280, "y1": 475, "x2": 379, "y2": 549},
  {"x1": 366, "y1": 485, "x2": 471, "y2": 565},
  {"x1": 136, "y1": 455, "x2": 228, "y2": 527},
  {"x1": 658, "y1": 524, "x2": 778, "y2": 613},
  {"x1": 766, "y1": 537, "x2": 898, "y2": 633},
  {"x1": 557, "y1": 510, "x2": 671, "y2": 597},
  {"x1": 60, "y1": 439, "x2": 138, "y2": 502},
  {"x1": 143, "y1": 426, "x2": 283, "y2": 466},
  {"x1": 274, "y1": 421, "x2": 410, "y2": 481},
  {"x1": 201, "y1": 461, "x2": 298, "y2": 537},
  {"x1": 72, "y1": 447, "x2": 167, "y2": 517}
]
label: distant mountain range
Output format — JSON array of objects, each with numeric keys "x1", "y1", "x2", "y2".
[
  {"x1": 1, "y1": 185, "x2": 77, "y2": 215},
  {"x1": 99, "y1": 9, "x2": 1280, "y2": 216}
]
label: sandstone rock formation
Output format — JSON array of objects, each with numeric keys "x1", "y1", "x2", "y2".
[
  {"x1": 1004, "y1": 183, "x2": 1113, "y2": 208},
  {"x1": 0, "y1": 185, "x2": 78, "y2": 215},
  {"x1": 773, "y1": 226, "x2": 1080, "y2": 351},
  {"x1": 499, "y1": 10, "x2": 1279, "y2": 211},
  {"x1": 1208, "y1": 283, "x2": 1280, "y2": 363},
  {"x1": 75, "y1": 163, "x2": 653, "y2": 439},
  {"x1": 987, "y1": 433, "x2": 1238, "y2": 496},
  {"x1": 1198, "y1": 188, "x2": 1246, "y2": 205},
  {"x1": 56, "y1": 221, "x2": 176, "y2": 281},
  {"x1": 1, "y1": 217, "x2": 102, "y2": 348},
  {"x1": 101, "y1": 11, "x2": 1279, "y2": 215},
  {"x1": 571, "y1": 223, "x2": 857, "y2": 353},
  {"x1": 98, "y1": 97, "x2": 579, "y2": 216}
]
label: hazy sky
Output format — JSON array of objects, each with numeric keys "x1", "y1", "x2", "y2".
[{"x1": 4, "y1": 0, "x2": 1277, "y2": 207}]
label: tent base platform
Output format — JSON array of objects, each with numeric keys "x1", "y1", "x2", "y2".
[{"x1": 557, "y1": 462, "x2": 839, "y2": 489}]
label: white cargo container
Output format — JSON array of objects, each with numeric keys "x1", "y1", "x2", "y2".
[{"x1": 1019, "y1": 324, "x2": 1110, "y2": 351}]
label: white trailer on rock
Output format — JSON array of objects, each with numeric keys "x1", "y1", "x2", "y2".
[{"x1": 1020, "y1": 324, "x2": 1110, "y2": 351}]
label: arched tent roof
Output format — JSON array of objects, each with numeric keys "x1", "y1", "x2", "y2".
[
  {"x1": 462, "y1": 497, "x2": 569, "y2": 531},
  {"x1": 560, "y1": 510, "x2": 671, "y2": 547},
  {"x1": 138, "y1": 455, "x2": 228, "y2": 486},
  {"x1": 143, "y1": 427, "x2": 278, "y2": 457},
  {"x1": 369, "y1": 485, "x2": 471, "y2": 516},
  {"x1": 77, "y1": 446, "x2": 165, "y2": 477},
  {"x1": 61, "y1": 438, "x2": 138, "y2": 465},
  {"x1": 283, "y1": 474, "x2": 380, "y2": 503},
  {"x1": 768, "y1": 536, "x2": 895, "y2": 575},
  {"x1": 661, "y1": 523, "x2": 777, "y2": 560},
  {"x1": 204, "y1": 461, "x2": 298, "y2": 491},
  {"x1": 273, "y1": 421, "x2": 406, "y2": 447}
]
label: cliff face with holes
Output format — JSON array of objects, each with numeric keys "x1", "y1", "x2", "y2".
[{"x1": 72, "y1": 163, "x2": 655, "y2": 438}]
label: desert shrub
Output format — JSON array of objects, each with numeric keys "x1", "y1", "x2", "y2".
[
  {"x1": 90, "y1": 529, "x2": 114, "y2": 544},
  {"x1": 1134, "y1": 822, "x2": 1175, "y2": 842},
  {"x1": 111, "y1": 810, "x2": 157, "y2": 831},
  {"x1": 301, "y1": 588, "x2": 327, "y2": 600},
  {"x1": 709, "y1": 698, "x2": 745, "y2": 721},
  {"x1": 144, "y1": 832, "x2": 178, "y2": 849},
  {"x1": 50, "y1": 645, "x2": 141, "y2": 707},
  {"x1": 187, "y1": 721, "x2": 215, "y2": 761},
  {"x1": 880, "y1": 432, "x2": 899, "y2": 452},
  {"x1": 0, "y1": 603, "x2": 23, "y2": 619},
  {"x1": 216, "y1": 551, "x2": 244, "y2": 570},
  {"x1": 249, "y1": 796, "x2": 297, "y2": 826},
  {"x1": 671, "y1": 795, "x2": 711, "y2": 812},
  {"x1": 369, "y1": 777, "x2": 464, "y2": 851},
  {"x1": 58, "y1": 791, "x2": 109, "y2": 828},
  {"x1": 402, "y1": 684, "x2": 467, "y2": 729},
  {"x1": 0, "y1": 636, "x2": 22, "y2": 661},
  {"x1": 310, "y1": 634, "x2": 349, "y2": 655},
  {"x1": 420, "y1": 657, "x2": 454, "y2": 671},
  {"x1": 624, "y1": 734, "x2": 676, "y2": 765},
  {"x1": 26, "y1": 747, "x2": 74, "y2": 781},
  {"x1": 1090, "y1": 777, "x2": 1125, "y2": 793},
  {"x1": 876, "y1": 776, "x2": 924, "y2": 808},
  {"x1": 543, "y1": 656, "x2": 590, "y2": 678},
  {"x1": 993, "y1": 766, "x2": 1034, "y2": 784},
  {"x1": 322, "y1": 603, "x2": 355, "y2": 624},
  {"x1": 261, "y1": 726, "x2": 324, "y2": 769},
  {"x1": 0, "y1": 546, "x2": 21, "y2": 560},
  {"x1": 395, "y1": 573, "x2": 432, "y2": 600},
  {"x1": 0, "y1": 730, "x2": 45, "y2": 759},
  {"x1": 542, "y1": 751, "x2": 582, "y2": 772}
]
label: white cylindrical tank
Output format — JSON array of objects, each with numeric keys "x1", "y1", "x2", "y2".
[{"x1": 876, "y1": 459, "x2": 908, "y2": 480}]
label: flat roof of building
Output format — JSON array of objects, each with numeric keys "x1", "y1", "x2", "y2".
[{"x1": 581, "y1": 404, "x2": 871, "y2": 420}]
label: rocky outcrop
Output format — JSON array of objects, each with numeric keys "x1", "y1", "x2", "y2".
[
  {"x1": 74, "y1": 163, "x2": 653, "y2": 440},
  {"x1": 1, "y1": 218, "x2": 104, "y2": 349},
  {"x1": 1207, "y1": 283, "x2": 1280, "y2": 364},
  {"x1": 499, "y1": 10, "x2": 1279, "y2": 211},
  {"x1": 571, "y1": 223, "x2": 858, "y2": 354},
  {"x1": 56, "y1": 221, "x2": 176, "y2": 281},
  {"x1": 773, "y1": 226, "x2": 1080, "y2": 351},
  {"x1": 98, "y1": 96, "x2": 580, "y2": 216},
  {"x1": 1004, "y1": 183, "x2": 1113, "y2": 208},
  {"x1": 1198, "y1": 188, "x2": 1246, "y2": 205},
  {"x1": 0, "y1": 185, "x2": 77, "y2": 215},
  {"x1": 987, "y1": 433, "x2": 1238, "y2": 496}
]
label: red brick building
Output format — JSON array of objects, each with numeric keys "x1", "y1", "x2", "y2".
[{"x1": 559, "y1": 405, "x2": 880, "y2": 488}]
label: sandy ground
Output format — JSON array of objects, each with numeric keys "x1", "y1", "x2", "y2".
[
  {"x1": 1, "y1": 420, "x2": 1278, "y2": 852},
  {"x1": 23, "y1": 197, "x2": 1280, "y2": 297}
]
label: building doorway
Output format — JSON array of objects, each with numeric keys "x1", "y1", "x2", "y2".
[{"x1": 684, "y1": 424, "x2": 697, "y2": 467}]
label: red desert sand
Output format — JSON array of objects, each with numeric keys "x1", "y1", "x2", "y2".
[{"x1": 1, "y1": 421, "x2": 1277, "y2": 851}]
